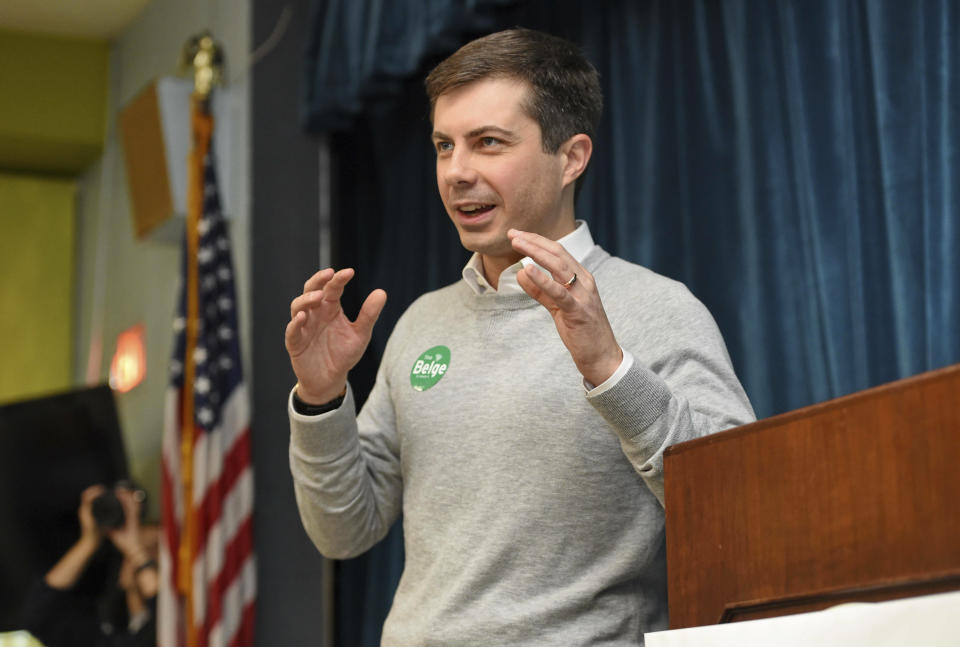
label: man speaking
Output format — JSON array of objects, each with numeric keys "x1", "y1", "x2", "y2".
[{"x1": 285, "y1": 28, "x2": 754, "y2": 646}]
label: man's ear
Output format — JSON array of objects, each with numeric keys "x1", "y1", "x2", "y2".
[{"x1": 560, "y1": 134, "x2": 593, "y2": 188}]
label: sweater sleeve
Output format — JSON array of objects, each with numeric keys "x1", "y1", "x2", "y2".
[
  {"x1": 288, "y1": 363, "x2": 403, "y2": 560},
  {"x1": 587, "y1": 289, "x2": 754, "y2": 505}
]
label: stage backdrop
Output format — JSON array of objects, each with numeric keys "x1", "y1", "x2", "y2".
[{"x1": 303, "y1": 0, "x2": 960, "y2": 644}]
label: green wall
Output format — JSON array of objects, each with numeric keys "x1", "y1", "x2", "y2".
[
  {"x1": 0, "y1": 29, "x2": 108, "y2": 174},
  {"x1": 0, "y1": 173, "x2": 76, "y2": 404}
]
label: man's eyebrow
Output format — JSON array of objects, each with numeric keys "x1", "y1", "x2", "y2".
[
  {"x1": 431, "y1": 126, "x2": 516, "y2": 140},
  {"x1": 466, "y1": 125, "x2": 516, "y2": 139}
]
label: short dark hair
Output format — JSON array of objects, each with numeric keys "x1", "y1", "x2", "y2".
[{"x1": 425, "y1": 28, "x2": 602, "y2": 153}]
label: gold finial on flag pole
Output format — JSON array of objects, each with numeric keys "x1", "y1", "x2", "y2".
[{"x1": 179, "y1": 31, "x2": 225, "y2": 105}]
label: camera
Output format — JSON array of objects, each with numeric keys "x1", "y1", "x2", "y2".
[{"x1": 91, "y1": 480, "x2": 147, "y2": 530}]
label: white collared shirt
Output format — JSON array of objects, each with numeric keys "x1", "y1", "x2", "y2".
[
  {"x1": 459, "y1": 220, "x2": 634, "y2": 395},
  {"x1": 461, "y1": 220, "x2": 597, "y2": 296}
]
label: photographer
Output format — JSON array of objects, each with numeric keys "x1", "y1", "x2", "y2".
[{"x1": 21, "y1": 483, "x2": 158, "y2": 647}]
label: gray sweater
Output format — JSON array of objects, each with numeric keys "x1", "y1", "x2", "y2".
[{"x1": 289, "y1": 246, "x2": 754, "y2": 646}]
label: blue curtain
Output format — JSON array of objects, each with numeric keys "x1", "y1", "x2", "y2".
[
  {"x1": 304, "y1": 1, "x2": 960, "y2": 643},
  {"x1": 580, "y1": 0, "x2": 960, "y2": 417},
  {"x1": 303, "y1": 0, "x2": 519, "y2": 130}
]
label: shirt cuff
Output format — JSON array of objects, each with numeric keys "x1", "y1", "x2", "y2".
[
  {"x1": 583, "y1": 348, "x2": 634, "y2": 396},
  {"x1": 288, "y1": 385, "x2": 345, "y2": 420}
]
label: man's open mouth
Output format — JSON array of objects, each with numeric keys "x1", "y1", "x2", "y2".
[{"x1": 459, "y1": 204, "x2": 495, "y2": 216}]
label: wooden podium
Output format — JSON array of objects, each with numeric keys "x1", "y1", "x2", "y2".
[{"x1": 663, "y1": 364, "x2": 960, "y2": 629}]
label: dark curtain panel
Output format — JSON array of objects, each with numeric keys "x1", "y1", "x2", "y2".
[
  {"x1": 582, "y1": 0, "x2": 960, "y2": 417},
  {"x1": 303, "y1": 0, "x2": 520, "y2": 131},
  {"x1": 304, "y1": 1, "x2": 960, "y2": 643}
]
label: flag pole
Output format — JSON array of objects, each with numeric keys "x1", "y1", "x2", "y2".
[
  {"x1": 162, "y1": 29, "x2": 253, "y2": 647},
  {"x1": 178, "y1": 32, "x2": 222, "y2": 647}
]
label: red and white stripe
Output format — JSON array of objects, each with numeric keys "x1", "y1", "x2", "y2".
[{"x1": 159, "y1": 386, "x2": 256, "y2": 647}]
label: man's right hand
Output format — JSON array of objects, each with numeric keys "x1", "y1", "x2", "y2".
[{"x1": 285, "y1": 268, "x2": 387, "y2": 404}]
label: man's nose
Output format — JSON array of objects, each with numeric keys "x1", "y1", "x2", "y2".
[{"x1": 443, "y1": 149, "x2": 478, "y2": 186}]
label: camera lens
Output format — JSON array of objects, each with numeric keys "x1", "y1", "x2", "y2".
[{"x1": 91, "y1": 491, "x2": 125, "y2": 529}]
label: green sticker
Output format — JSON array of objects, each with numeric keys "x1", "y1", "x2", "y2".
[{"x1": 410, "y1": 345, "x2": 451, "y2": 391}]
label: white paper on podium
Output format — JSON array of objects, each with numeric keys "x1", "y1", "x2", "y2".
[{"x1": 645, "y1": 590, "x2": 960, "y2": 647}]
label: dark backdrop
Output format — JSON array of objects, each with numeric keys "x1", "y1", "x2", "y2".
[
  {"x1": 0, "y1": 385, "x2": 128, "y2": 630},
  {"x1": 251, "y1": 0, "x2": 330, "y2": 644},
  {"x1": 303, "y1": 0, "x2": 960, "y2": 643}
]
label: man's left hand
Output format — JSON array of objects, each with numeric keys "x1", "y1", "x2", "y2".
[{"x1": 509, "y1": 229, "x2": 622, "y2": 386}]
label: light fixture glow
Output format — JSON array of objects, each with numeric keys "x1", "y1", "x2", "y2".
[{"x1": 109, "y1": 323, "x2": 146, "y2": 392}]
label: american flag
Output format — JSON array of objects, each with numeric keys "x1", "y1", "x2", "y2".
[{"x1": 159, "y1": 109, "x2": 256, "y2": 647}]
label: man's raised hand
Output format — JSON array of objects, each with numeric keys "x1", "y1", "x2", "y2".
[
  {"x1": 285, "y1": 268, "x2": 387, "y2": 404},
  {"x1": 508, "y1": 230, "x2": 622, "y2": 387}
]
